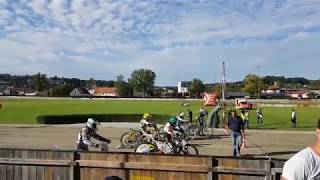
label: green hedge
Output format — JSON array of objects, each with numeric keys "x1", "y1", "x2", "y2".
[{"x1": 37, "y1": 114, "x2": 171, "y2": 124}]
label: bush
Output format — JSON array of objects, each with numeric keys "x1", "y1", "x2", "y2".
[{"x1": 37, "y1": 114, "x2": 171, "y2": 124}]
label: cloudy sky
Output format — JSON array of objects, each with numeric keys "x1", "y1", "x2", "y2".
[{"x1": 0, "y1": 0, "x2": 320, "y2": 85}]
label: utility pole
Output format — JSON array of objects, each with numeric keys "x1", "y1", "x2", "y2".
[
  {"x1": 222, "y1": 62, "x2": 226, "y2": 103},
  {"x1": 221, "y1": 62, "x2": 226, "y2": 124},
  {"x1": 257, "y1": 65, "x2": 260, "y2": 102}
]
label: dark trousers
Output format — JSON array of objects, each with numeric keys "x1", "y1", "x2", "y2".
[
  {"x1": 291, "y1": 120, "x2": 296, "y2": 128},
  {"x1": 244, "y1": 120, "x2": 249, "y2": 128},
  {"x1": 257, "y1": 116, "x2": 263, "y2": 125},
  {"x1": 76, "y1": 142, "x2": 89, "y2": 151}
]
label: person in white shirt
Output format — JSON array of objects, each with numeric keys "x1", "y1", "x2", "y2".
[
  {"x1": 291, "y1": 109, "x2": 297, "y2": 128},
  {"x1": 281, "y1": 119, "x2": 320, "y2": 180}
]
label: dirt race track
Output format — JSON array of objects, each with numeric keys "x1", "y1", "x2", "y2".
[{"x1": 0, "y1": 123, "x2": 315, "y2": 160}]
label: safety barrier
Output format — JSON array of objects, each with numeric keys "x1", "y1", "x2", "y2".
[{"x1": 0, "y1": 148, "x2": 284, "y2": 180}]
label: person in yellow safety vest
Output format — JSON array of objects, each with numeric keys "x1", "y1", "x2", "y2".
[
  {"x1": 239, "y1": 109, "x2": 248, "y2": 148},
  {"x1": 240, "y1": 109, "x2": 249, "y2": 128}
]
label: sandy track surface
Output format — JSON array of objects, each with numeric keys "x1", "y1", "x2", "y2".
[{"x1": 0, "y1": 123, "x2": 314, "y2": 159}]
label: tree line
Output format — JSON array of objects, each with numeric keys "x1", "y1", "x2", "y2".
[{"x1": 0, "y1": 71, "x2": 319, "y2": 97}]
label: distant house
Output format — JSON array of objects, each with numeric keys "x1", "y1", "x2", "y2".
[
  {"x1": 88, "y1": 89, "x2": 95, "y2": 95},
  {"x1": 288, "y1": 90, "x2": 309, "y2": 99},
  {"x1": 70, "y1": 87, "x2": 91, "y2": 97},
  {"x1": 12, "y1": 88, "x2": 37, "y2": 96},
  {"x1": 24, "y1": 89, "x2": 37, "y2": 96},
  {"x1": 161, "y1": 87, "x2": 177, "y2": 98},
  {"x1": 262, "y1": 82, "x2": 281, "y2": 95},
  {"x1": 3, "y1": 88, "x2": 18, "y2": 95},
  {"x1": 261, "y1": 82, "x2": 287, "y2": 98},
  {"x1": 94, "y1": 87, "x2": 118, "y2": 97},
  {"x1": 0, "y1": 86, "x2": 6, "y2": 95}
]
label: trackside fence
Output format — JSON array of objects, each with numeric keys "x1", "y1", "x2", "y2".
[{"x1": 0, "y1": 148, "x2": 285, "y2": 180}]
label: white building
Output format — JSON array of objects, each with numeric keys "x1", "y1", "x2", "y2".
[{"x1": 178, "y1": 81, "x2": 191, "y2": 93}]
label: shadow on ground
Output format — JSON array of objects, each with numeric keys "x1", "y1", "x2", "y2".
[{"x1": 242, "y1": 150, "x2": 299, "y2": 158}]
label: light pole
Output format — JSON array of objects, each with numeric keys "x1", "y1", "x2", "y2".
[
  {"x1": 222, "y1": 62, "x2": 226, "y2": 124},
  {"x1": 257, "y1": 65, "x2": 260, "y2": 102}
]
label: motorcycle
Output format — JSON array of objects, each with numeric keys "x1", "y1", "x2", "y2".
[
  {"x1": 158, "y1": 120, "x2": 198, "y2": 140},
  {"x1": 134, "y1": 134, "x2": 198, "y2": 155},
  {"x1": 119, "y1": 124, "x2": 162, "y2": 148}
]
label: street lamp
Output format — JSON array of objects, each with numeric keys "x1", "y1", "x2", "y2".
[{"x1": 257, "y1": 65, "x2": 260, "y2": 102}]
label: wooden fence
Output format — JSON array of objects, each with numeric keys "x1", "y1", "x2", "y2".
[{"x1": 0, "y1": 148, "x2": 284, "y2": 180}]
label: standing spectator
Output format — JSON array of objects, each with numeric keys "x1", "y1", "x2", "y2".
[
  {"x1": 240, "y1": 109, "x2": 249, "y2": 129},
  {"x1": 281, "y1": 119, "x2": 320, "y2": 180},
  {"x1": 244, "y1": 110, "x2": 249, "y2": 128},
  {"x1": 187, "y1": 108, "x2": 193, "y2": 123},
  {"x1": 227, "y1": 110, "x2": 245, "y2": 156},
  {"x1": 240, "y1": 109, "x2": 245, "y2": 122},
  {"x1": 291, "y1": 109, "x2": 297, "y2": 128},
  {"x1": 256, "y1": 107, "x2": 263, "y2": 125}
]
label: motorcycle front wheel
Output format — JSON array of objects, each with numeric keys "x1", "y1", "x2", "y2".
[
  {"x1": 120, "y1": 131, "x2": 138, "y2": 148},
  {"x1": 178, "y1": 144, "x2": 199, "y2": 155},
  {"x1": 134, "y1": 143, "x2": 158, "y2": 154},
  {"x1": 188, "y1": 125, "x2": 198, "y2": 140}
]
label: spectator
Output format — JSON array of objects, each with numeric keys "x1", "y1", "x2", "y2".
[
  {"x1": 240, "y1": 109, "x2": 249, "y2": 129},
  {"x1": 281, "y1": 119, "x2": 320, "y2": 180},
  {"x1": 291, "y1": 109, "x2": 297, "y2": 128},
  {"x1": 256, "y1": 107, "x2": 263, "y2": 125},
  {"x1": 244, "y1": 110, "x2": 249, "y2": 128},
  {"x1": 227, "y1": 110, "x2": 245, "y2": 156},
  {"x1": 187, "y1": 108, "x2": 193, "y2": 123}
]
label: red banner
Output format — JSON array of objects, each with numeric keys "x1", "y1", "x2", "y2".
[{"x1": 203, "y1": 93, "x2": 217, "y2": 106}]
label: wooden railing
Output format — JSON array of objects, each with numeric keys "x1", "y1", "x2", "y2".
[{"x1": 0, "y1": 148, "x2": 284, "y2": 180}]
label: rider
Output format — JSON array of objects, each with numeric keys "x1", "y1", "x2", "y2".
[
  {"x1": 76, "y1": 118, "x2": 111, "y2": 151},
  {"x1": 164, "y1": 116, "x2": 179, "y2": 152},
  {"x1": 198, "y1": 106, "x2": 208, "y2": 125},
  {"x1": 176, "y1": 112, "x2": 188, "y2": 133},
  {"x1": 197, "y1": 106, "x2": 208, "y2": 136},
  {"x1": 139, "y1": 113, "x2": 156, "y2": 135}
]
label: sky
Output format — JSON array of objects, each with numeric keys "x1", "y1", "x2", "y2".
[{"x1": 0, "y1": 0, "x2": 320, "y2": 86}]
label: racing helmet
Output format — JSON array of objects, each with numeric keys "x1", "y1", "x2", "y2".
[
  {"x1": 86, "y1": 118, "x2": 99, "y2": 131},
  {"x1": 143, "y1": 113, "x2": 151, "y2": 119},
  {"x1": 168, "y1": 116, "x2": 177, "y2": 125}
]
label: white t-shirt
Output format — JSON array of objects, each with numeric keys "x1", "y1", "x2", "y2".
[
  {"x1": 282, "y1": 147, "x2": 320, "y2": 180},
  {"x1": 291, "y1": 111, "x2": 296, "y2": 119}
]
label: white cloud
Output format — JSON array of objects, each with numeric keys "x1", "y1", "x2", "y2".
[{"x1": 0, "y1": 0, "x2": 320, "y2": 85}]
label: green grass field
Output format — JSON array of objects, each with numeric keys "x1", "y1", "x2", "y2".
[{"x1": 0, "y1": 98, "x2": 319, "y2": 130}]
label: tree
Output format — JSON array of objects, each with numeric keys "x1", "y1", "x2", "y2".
[
  {"x1": 128, "y1": 69, "x2": 156, "y2": 97},
  {"x1": 243, "y1": 74, "x2": 264, "y2": 97},
  {"x1": 115, "y1": 74, "x2": 133, "y2": 97},
  {"x1": 213, "y1": 83, "x2": 222, "y2": 97},
  {"x1": 32, "y1": 73, "x2": 48, "y2": 92},
  {"x1": 52, "y1": 84, "x2": 74, "y2": 96},
  {"x1": 189, "y1": 78, "x2": 205, "y2": 98}
]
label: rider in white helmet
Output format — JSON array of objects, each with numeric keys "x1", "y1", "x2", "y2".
[
  {"x1": 76, "y1": 118, "x2": 111, "y2": 151},
  {"x1": 177, "y1": 112, "x2": 188, "y2": 122}
]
